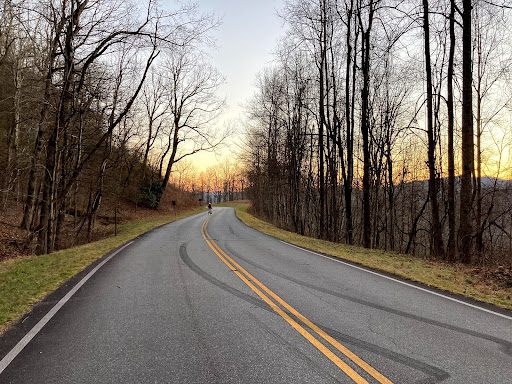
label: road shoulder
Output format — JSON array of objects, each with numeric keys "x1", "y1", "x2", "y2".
[
  {"x1": 0, "y1": 207, "x2": 204, "y2": 342},
  {"x1": 221, "y1": 202, "x2": 512, "y2": 313}
]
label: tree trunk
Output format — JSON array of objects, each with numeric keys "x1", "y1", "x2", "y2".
[
  {"x1": 359, "y1": 4, "x2": 374, "y2": 248},
  {"x1": 446, "y1": 0, "x2": 456, "y2": 261},
  {"x1": 344, "y1": 0, "x2": 354, "y2": 245},
  {"x1": 423, "y1": 0, "x2": 445, "y2": 258},
  {"x1": 161, "y1": 124, "x2": 180, "y2": 195},
  {"x1": 387, "y1": 141, "x2": 394, "y2": 250},
  {"x1": 459, "y1": 0, "x2": 474, "y2": 264},
  {"x1": 4, "y1": 61, "x2": 21, "y2": 207},
  {"x1": 318, "y1": 1, "x2": 326, "y2": 239},
  {"x1": 475, "y1": 14, "x2": 484, "y2": 259},
  {"x1": 21, "y1": 68, "x2": 54, "y2": 230}
]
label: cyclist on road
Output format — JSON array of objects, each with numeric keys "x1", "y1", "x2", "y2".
[{"x1": 207, "y1": 202, "x2": 212, "y2": 215}]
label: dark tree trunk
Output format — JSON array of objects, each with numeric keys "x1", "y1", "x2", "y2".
[
  {"x1": 386, "y1": 141, "x2": 394, "y2": 250},
  {"x1": 423, "y1": 0, "x2": 445, "y2": 258},
  {"x1": 344, "y1": 0, "x2": 354, "y2": 245},
  {"x1": 459, "y1": 0, "x2": 474, "y2": 264},
  {"x1": 161, "y1": 122, "x2": 181, "y2": 196},
  {"x1": 318, "y1": 7, "x2": 326, "y2": 239},
  {"x1": 358, "y1": 3, "x2": 374, "y2": 248},
  {"x1": 447, "y1": 0, "x2": 456, "y2": 261}
]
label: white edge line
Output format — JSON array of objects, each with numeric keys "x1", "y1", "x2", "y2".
[
  {"x1": 0, "y1": 241, "x2": 134, "y2": 374},
  {"x1": 280, "y1": 240, "x2": 512, "y2": 321}
]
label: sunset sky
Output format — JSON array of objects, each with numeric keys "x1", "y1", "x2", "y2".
[
  {"x1": 189, "y1": 0, "x2": 285, "y2": 171},
  {"x1": 177, "y1": 0, "x2": 512, "y2": 178}
]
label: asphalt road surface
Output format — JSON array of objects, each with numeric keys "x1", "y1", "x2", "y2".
[{"x1": 1, "y1": 207, "x2": 511, "y2": 383}]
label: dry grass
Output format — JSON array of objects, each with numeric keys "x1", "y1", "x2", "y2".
[
  {"x1": 223, "y1": 201, "x2": 512, "y2": 310},
  {"x1": 0, "y1": 207, "x2": 204, "y2": 334}
]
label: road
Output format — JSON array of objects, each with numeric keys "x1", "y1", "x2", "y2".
[{"x1": 0, "y1": 207, "x2": 511, "y2": 383}]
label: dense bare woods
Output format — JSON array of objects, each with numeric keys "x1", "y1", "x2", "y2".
[
  {"x1": 0, "y1": 0, "x2": 222, "y2": 254},
  {"x1": 244, "y1": 0, "x2": 512, "y2": 265}
]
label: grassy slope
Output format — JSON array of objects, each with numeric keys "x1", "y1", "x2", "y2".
[
  {"x1": 0, "y1": 207, "x2": 204, "y2": 333},
  {"x1": 222, "y1": 202, "x2": 512, "y2": 310}
]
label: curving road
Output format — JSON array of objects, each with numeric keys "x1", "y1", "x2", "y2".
[{"x1": 0, "y1": 207, "x2": 511, "y2": 383}]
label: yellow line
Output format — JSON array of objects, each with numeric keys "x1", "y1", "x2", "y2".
[
  {"x1": 201, "y1": 220, "x2": 368, "y2": 384},
  {"x1": 201, "y1": 219, "x2": 394, "y2": 384}
]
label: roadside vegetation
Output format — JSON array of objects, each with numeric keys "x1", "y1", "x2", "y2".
[
  {"x1": 243, "y1": 0, "x2": 512, "y2": 270},
  {"x1": 0, "y1": 206, "x2": 204, "y2": 334},
  {"x1": 0, "y1": 1, "x2": 223, "y2": 256},
  {"x1": 223, "y1": 202, "x2": 512, "y2": 311}
]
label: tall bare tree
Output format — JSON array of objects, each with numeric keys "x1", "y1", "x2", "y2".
[
  {"x1": 459, "y1": 0, "x2": 475, "y2": 263},
  {"x1": 422, "y1": 0, "x2": 445, "y2": 257},
  {"x1": 159, "y1": 46, "x2": 225, "y2": 204}
]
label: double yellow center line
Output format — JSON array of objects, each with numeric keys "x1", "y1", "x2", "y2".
[{"x1": 201, "y1": 219, "x2": 393, "y2": 384}]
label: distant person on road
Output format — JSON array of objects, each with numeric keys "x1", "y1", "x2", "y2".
[{"x1": 208, "y1": 202, "x2": 212, "y2": 215}]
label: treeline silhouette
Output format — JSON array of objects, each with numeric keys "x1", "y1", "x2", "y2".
[
  {"x1": 0, "y1": 1, "x2": 222, "y2": 254},
  {"x1": 243, "y1": 0, "x2": 512, "y2": 265}
]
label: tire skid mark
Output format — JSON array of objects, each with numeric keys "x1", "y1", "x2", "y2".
[
  {"x1": 223, "y1": 242, "x2": 512, "y2": 356},
  {"x1": 248, "y1": 313, "x2": 346, "y2": 384},
  {"x1": 179, "y1": 244, "x2": 450, "y2": 383},
  {"x1": 177, "y1": 243, "x2": 223, "y2": 384}
]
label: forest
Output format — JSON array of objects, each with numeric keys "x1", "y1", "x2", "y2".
[
  {"x1": 1, "y1": 0, "x2": 512, "y2": 268},
  {"x1": 243, "y1": 0, "x2": 512, "y2": 266},
  {"x1": 0, "y1": 0, "x2": 225, "y2": 255}
]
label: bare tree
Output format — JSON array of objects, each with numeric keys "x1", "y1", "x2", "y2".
[
  {"x1": 4, "y1": 0, "x2": 219, "y2": 253},
  {"x1": 422, "y1": 0, "x2": 445, "y2": 257},
  {"x1": 357, "y1": 0, "x2": 380, "y2": 248},
  {"x1": 159, "y1": 46, "x2": 225, "y2": 204},
  {"x1": 446, "y1": 0, "x2": 456, "y2": 261},
  {"x1": 459, "y1": 0, "x2": 475, "y2": 263},
  {"x1": 140, "y1": 69, "x2": 169, "y2": 182}
]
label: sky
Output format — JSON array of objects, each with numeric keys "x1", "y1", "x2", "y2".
[{"x1": 188, "y1": 0, "x2": 285, "y2": 171}]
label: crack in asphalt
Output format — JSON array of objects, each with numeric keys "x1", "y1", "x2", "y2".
[
  {"x1": 180, "y1": 243, "x2": 450, "y2": 383},
  {"x1": 222, "y1": 241, "x2": 512, "y2": 357}
]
